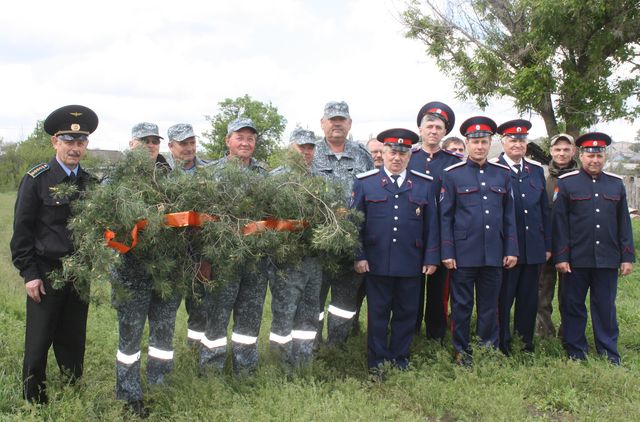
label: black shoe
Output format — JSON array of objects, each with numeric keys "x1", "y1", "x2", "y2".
[
  {"x1": 124, "y1": 400, "x2": 150, "y2": 419},
  {"x1": 454, "y1": 352, "x2": 473, "y2": 368},
  {"x1": 368, "y1": 368, "x2": 386, "y2": 383}
]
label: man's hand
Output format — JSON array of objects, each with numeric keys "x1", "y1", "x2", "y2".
[
  {"x1": 354, "y1": 260, "x2": 370, "y2": 274},
  {"x1": 442, "y1": 259, "x2": 457, "y2": 270},
  {"x1": 620, "y1": 262, "x2": 633, "y2": 276},
  {"x1": 423, "y1": 265, "x2": 437, "y2": 275},
  {"x1": 197, "y1": 261, "x2": 212, "y2": 281},
  {"x1": 25, "y1": 279, "x2": 45, "y2": 303},
  {"x1": 555, "y1": 262, "x2": 571, "y2": 274},
  {"x1": 545, "y1": 251, "x2": 552, "y2": 261},
  {"x1": 503, "y1": 256, "x2": 518, "y2": 269}
]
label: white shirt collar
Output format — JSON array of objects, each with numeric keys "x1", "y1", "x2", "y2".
[
  {"x1": 502, "y1": 154, "x2": 523, "y2": 174},
  {"x1": 383, "y1": 168, "x2": 407, "y2": 187}
]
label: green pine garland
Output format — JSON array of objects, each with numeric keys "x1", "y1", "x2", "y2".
[{"x1": 51, "y1": 148, "x2": 361, "y2": 302}]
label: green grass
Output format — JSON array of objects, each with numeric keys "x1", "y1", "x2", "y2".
[{"x1": 1, "y1": 190, "x2": 640, "y2": 420}]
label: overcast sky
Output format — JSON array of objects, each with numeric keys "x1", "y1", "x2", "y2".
[{"x1": 1, "y1": 0, "x2": 637, "y2": 152}]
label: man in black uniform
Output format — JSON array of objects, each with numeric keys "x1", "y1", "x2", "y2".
[
  {"x1": 552, "y1": 132, "x2": 635, "y2": 364},
  {"x1": 408, "y1": 101, "x2": 460, "y2": 340},
  {"x1": 10, "y1": 104, "x2": 98, "y2": 403}
]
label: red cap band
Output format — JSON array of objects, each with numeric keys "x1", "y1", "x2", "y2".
[
  {"x1": 581, "y1": 139, "x2": 607, "y2": 148},
  {"x1": 466, "y1": 124, "x2": 492, "y2": 134},
  {"x1": 383, "y1": 137, "x2": 412, "y2": 146},
  {"x1": 503, "y1": 126, "x2": 528, "y2": 135},
  {"x1": 427, "y1": 108, "x2": 449, "y2": 121}
]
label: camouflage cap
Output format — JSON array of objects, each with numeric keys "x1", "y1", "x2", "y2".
[
  {"x1": 227, "y1": 118, "x2": 258, "y2": 135},
  {"x1": 549, "y1": 133, "x2": 575, "y2": 146},
  {"x1": 323, "y1": 101, "x2": 350, "y2": 119},
  {"x1": 132, "y1": 122, "x2": 163, "y2": 139},
  {"x1": 167, "y1": 123, "x2": 195, "y2": 142},
  {"x1": 290, "y1": 128, "x2": 316, "y2": 146}
]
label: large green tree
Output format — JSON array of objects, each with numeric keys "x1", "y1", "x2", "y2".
[
  {"x1": 401, "y1": 0, "x2": 640, "y2": 137},
  {"x1": 201, "y1": 94, "x2": 287, "y2": 163}
]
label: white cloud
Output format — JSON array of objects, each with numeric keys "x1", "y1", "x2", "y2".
[{"x1": 0, "y1": 0, "x2": 637, "y2": 153}]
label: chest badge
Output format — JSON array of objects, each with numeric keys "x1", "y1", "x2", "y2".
[{"x1": 416, "y1": 207, "x2": 421, "y2": 216}]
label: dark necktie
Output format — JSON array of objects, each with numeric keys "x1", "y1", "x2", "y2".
[
  {"x1": 68, "y1": 172, "x2": 77, "y2": 184},
  {"x1": 391, "y1": 174, "x2": 400, "y2": 189},
  {"x1": 514, "y1": 163, "x2": 522, "y2": 177}
]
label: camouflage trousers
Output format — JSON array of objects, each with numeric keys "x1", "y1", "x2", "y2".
[
  {"x1": 536, "y1": 260, "x2": 564, "y2": 338},
  {"x1": 185, "y1": 280, "x2": 207, "y2": 344},
  {"x1": 318, "y1": 264, "x2": 364, "y2": 345},
  {"x1": 112, "y1": 287, "x2": 181, "y2": 402},
  {"x1": 199, "y1": 260, "x2": 271, "y2": 375},
  {"x1": 269, "y1": 257, "x2": 322, "y2": 366}
]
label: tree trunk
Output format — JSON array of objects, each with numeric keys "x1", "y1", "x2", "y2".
[{"x1": 537, "y1": 92, "x2": 559, "y2": 137}]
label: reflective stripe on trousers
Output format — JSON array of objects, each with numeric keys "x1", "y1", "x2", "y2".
[{"x1": 116, "y1": 350, "x2": 141, "y2": 365}]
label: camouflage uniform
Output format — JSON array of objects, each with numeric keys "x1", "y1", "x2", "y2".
[
  {"x1": 268, "y1": 129, "x2": 323, "y2": 365},
  {"x1": 200, "y1": 118, "x2": 272, "y2": 375},
  {"x1": 112, "y1": 254, "x2": 181, "y2": 402},
  {"x1": 312, "y1": 138, "x2": 375, "y2": 204},
  {"x1": 311, "y1": 103, "x2": 374, "y2": 344},
  {"x1": 537, "y1": 157, "x2": 578, "y2": 338},
  {"x1": 112, "y1": 126, "x2": 182, "y2": 404},
  {"x1": 269, "y1": 257, "x2": 322, "y2": 365},
  {"x1": 166, "y1": 154, "x2": 211, "y2": 175},
  {"x1": 166, "y1": 123, "x2": 212, "y2": 345}
]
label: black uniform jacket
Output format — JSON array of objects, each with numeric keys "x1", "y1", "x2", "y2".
[
  {"x1": 552, "y1": 169, "x2": 635, "y2": 268},
  {"x1": 11, "y1": 157, "x2": 91, "y2": 283}
]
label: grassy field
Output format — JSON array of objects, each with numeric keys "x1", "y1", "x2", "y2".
[{"x1": 1, "y1": 190, "x2": 640, "y2": 421}]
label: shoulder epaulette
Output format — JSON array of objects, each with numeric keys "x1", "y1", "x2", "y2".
[
  {"x1": 442, "y1": 149, "x2": 460, "y2": 158},
  {"x1": 558, "y1": 170, "x2": 580, "y2": 179},
  {"x1": 603, "y1": 171, "x2": 623, "y2": 180},
  {"x1": 26, "y1": 163, "x2": 49, "y2": 178},
  {"x1": 444, "y1": 161, "x2": 467, "y2": 172},
  {"x1": 488, "y1": 161, "x2": 510, "y2": 170},
  {"x1": 356, "y1": 169, "x2": 379, "y2": 179},
  {"x1": 525, "y1": 158, "x2": 543, "y2": 168},
  {"x1": 410, "y1": 169, "x2": 434, "y2": 181},
  {"x1": 488, "y1": 157, "x2": 499, "y2": 163}
]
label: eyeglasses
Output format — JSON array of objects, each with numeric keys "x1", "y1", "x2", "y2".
[
  {"x1": 57, "y1": 134, "x2": 89, "y2": 142},
  {"x1": 138, "y1": 137, "x2": 161, "y2": 145}
]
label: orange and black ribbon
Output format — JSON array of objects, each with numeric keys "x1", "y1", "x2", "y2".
[
  {"x1": 241, "y1": 218, "x2": 308, "y2": 235},
  {"x1": 163, "y1": 211, "x2": 220, "y2": 227},
  {"x1": 105, "y1": 212, "x2": 307, "y2": 253},
  {"x1": 105, "y1": 220, "x2": 148, "y2": 254}
]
